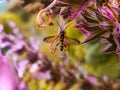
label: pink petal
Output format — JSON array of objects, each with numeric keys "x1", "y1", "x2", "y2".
[{"x1": 0, "y1": 24, "x2": 4, "y2": 32}]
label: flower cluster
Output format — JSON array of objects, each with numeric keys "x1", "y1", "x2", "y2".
[
  {"x1": 1, "y1": 19, "x2": 120, "y2": 90},
  {"x1": 36, "y1": 0, "x2": 120, "y2": 60},
  {"x1": 2, "y1": 0, "x2": 120, "y2": 89},
  {"x1": 76, "y1": 0, "x2": 120, "y2": 60}
]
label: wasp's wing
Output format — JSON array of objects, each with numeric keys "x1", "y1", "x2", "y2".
[
  {"x1": 64, "y1": 36, "x2": 80, "y2": 46},
  {"x1": 44, "y1": 35, "x2": 60, "y2": 55},
  {"x1": 43, "y1": 36, "x2": 55, "y2": 43}
]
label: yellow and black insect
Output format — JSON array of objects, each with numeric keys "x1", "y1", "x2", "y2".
[{"x1": 43, "y1": 26, "x2": 80, "y2": 56}]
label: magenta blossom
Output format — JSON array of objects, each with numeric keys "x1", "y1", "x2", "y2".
[
  {"x1": 75, "y1": 0, "x2": 120, "y2": 60},
  {"x1": 8, "y1": 20, "x2": 16, "y2": 28},
  {"x1": 0, "y1": 53, "x2": 19, "y2": 90},
  {"x1": 0, "y1": 24, "x2": 4, "y2": 32}
]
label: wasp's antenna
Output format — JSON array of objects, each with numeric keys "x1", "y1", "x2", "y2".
[
  {"x1": 55, "y1": 20, "x2": 63, "y2": 32},
  {"x1": 63, "y1": 22, "x2": 72, "y2": 31},
  {"x1": 55, "y1": 20, "x2": 72, "y2": 32}
]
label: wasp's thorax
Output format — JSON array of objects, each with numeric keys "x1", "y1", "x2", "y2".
[{"x1": 60, "y1": 31, "x2": 65, "y2": 40}]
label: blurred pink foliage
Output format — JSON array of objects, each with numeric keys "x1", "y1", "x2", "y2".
[{"x1": 0, "y1": 53, "x2": 19, "y2": 90}]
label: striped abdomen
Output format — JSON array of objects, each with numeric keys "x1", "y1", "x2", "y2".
[{"x1": 60, "y1": 31, "x2": 65, "y2": 51}]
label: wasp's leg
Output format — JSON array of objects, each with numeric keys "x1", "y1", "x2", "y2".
[
  {"x1": 64, "y1": 44, "x2": 67, "y2": 48},
  {"x1": 50, "y1": 43, "x2": 59, "y2": 56},
  {"x1": 55, "y1": 43, "x2": 59, "y2": 49},
  {"x1": 49, "y1": 35, "x2": 59, "y2": 56}
]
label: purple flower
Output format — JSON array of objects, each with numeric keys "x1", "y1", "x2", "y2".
[
  {"x1": 17, "y1": 60, "x2": 29, "y2": 78},
  {"x1": 85, "y1": 76, "x2": 98, "y2": 86},
  {"x1": 36, "y1": 0, "x2": 95, "y2": 28},
  {"x1": 71, "y1": 0, "x2": 94, "y2": 20},
  {"x1": 8, "y1": 20, "x2": 16, "y2": 28},
  {"x1": 0, "y1": 24, "x2": 4, "y2": 32},
  {"x1": 103, "y1": 75, "x2": 109, "y2": 82},
  {"x1": 0, "y1": 53, "x2": 19, "y2": 90},
  {"x1": 34, "y1": 71, "x2": 51, "y2": 81},
  {"x1": 74, "y1": 1, "x2": 120, "y2": 60},
  {"x1": 18, "y1": 82, "x2": 28, "y2": 90},
  {"x1": 36, "y1": 8, "x2": 54, "y2": 28}
]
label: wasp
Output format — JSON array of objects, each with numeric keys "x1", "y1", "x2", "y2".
[{"x1": 43, "y1": 23, "x2": 80, "y2": 56}]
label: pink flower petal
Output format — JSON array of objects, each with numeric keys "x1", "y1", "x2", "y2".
[
  {"x1": 0, "y1": 24, "x2": 4, "y2": 32},
  {"x1": 8, "y1": 21, "x2": 16, "y2": 28}
]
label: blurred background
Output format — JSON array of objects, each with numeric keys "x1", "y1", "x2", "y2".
[{"x1": 0, "y1": 0, "x2": 120, "y2": 90}]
